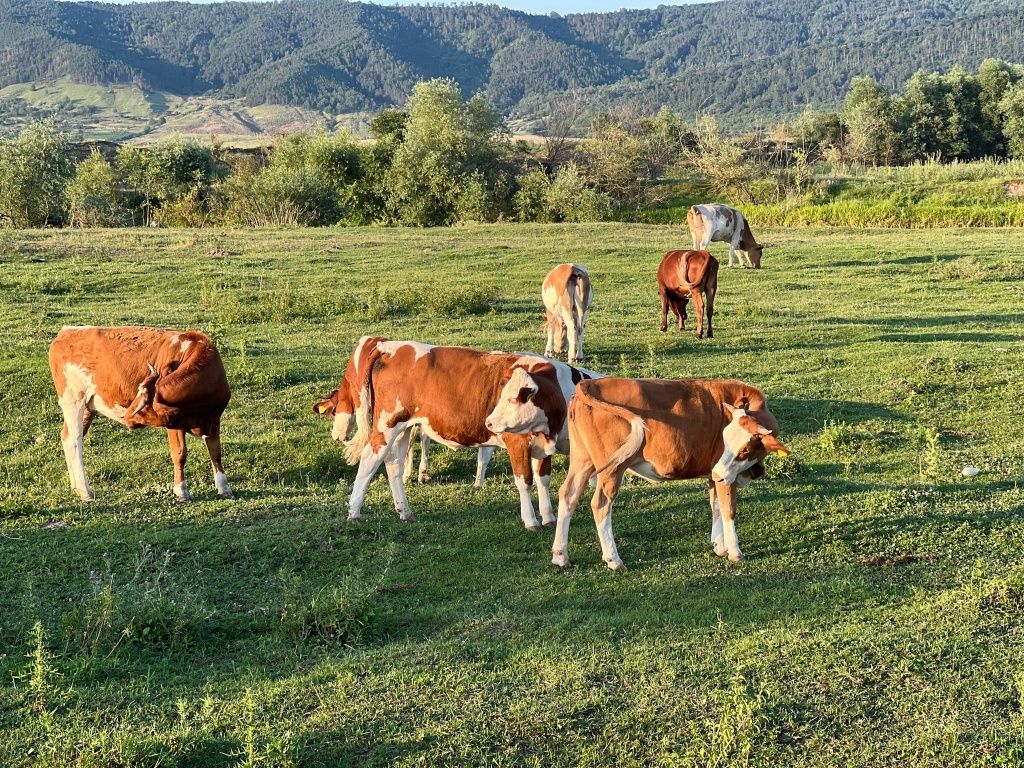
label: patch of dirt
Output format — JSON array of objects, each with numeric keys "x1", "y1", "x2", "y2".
[{"x1": 1005, "y1": 181, "x2": 1024, "y2": 198}]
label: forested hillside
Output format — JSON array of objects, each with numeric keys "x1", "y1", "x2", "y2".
[{"x1": 1, "y1": 0, "x2": 1022, "y2": 120}]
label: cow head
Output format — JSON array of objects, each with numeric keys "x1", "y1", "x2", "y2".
[
  {"x1": 484, "y1": 365, "x2": 557, "y2": 436},
  {"x1": 748, "y1": 242, "x2": 764, "y2": 269},
  {"x1": 313, "y1": 386, "x2": 355, "y2": 442},
  {"x1": 711, "y1": 403, "x2": 790, "y2": 485},
  {"x1": 124, "y1": 363, "x2": 162, "y2": 430}
]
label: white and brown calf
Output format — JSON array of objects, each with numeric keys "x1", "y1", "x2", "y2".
[
  {"x1": 543, "y1": 263, "x2": 593, "y2": 363},
  {"x1": 687, "y1": 203, "x2": 764, "y2": 269},
  {"x1": 48, "y1": 325, "x2": 233, "y2": 502},
  {"x1": 553, "y1": 377, "x2": 790, "y2": 571}
]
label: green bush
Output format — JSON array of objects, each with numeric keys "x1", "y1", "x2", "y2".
[
  {"x1": 0, "y1": 122, "x2": 73, "y2": 227},
  {"x1": 67, "y1": 149, "x2": 128, "y2": 227}
]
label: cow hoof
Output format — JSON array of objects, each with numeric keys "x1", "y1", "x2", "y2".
[
  {"x1": 542, "y1": 519, "x2": 557, "y2": 528},
  {"x1": 217, "y1": 490, "x2": 234, "y2": 500},
  {"x1": 400, "y1": 512, "x2": 416, "y2": 522},
  {"x1": 714, "y1": 542, "x2": 728, "y2": 557},
  {"x1": 526, "y1": 524, "x2": 543, "y2": 533},
  {"x1": 346, "y1": 515, "x2": 362, "y2": 524},
  {"x1": 551, "y1": 552, "x2": 570, "y2": 568},
  {"x1": 605, "y1": 559, "x2": 627, "y2": 572},
  {"x1": 418, "y1": 472, "x2": 431, "y2": 484},
  {"x1": 659, "y1": 327, "x2": 667, "y2": 333},
  {"x1": 729, "y1": 552, "x2": 745, "y2": 563},
  {"x1": 75, "y1": 489, "x2": 95, "y2": 502}
]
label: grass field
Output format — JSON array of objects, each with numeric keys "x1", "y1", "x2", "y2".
[{"x1": 1, "y1": 224, "x2": 1023, "y2": 767}]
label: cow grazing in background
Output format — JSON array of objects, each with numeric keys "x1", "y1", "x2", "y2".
[
  {"x1": 48, "y1": 326, "x2": 233, "y2": 502},
  {"x1": 657, "y1": 249, "x2": 719, "y2": 339},
  {"x1": 687, "y1": 203, "x2": 764, "y2": 269},
  {"x1": 553, "y1": 377, "x2": 790, "y2": 571},
  {"x1": 313, "y1": 337, "x2": 495, "y2": 487},
  {"x1": 314, "y1": 338, "x2": 598, "y2": 531},
  {"x1": 543, "y1": 263, "x2": 593, "y2": 363}
]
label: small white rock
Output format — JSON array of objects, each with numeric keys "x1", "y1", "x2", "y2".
[{"x1": 961, "y1": 466, "x2": 980, "y2": 478}]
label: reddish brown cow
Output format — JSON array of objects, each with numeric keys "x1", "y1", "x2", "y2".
[
  {"x1": 543, "y1": 263, "x2": 593, "y2": 363},
  {"x1": 553, "y1": 377, "x2": 790, "y2": 571},
  {"x1": 657, "y1": 249, "x2": 719, "y2": 339},
  {"x1": 48, "y1": 325, "x2": 233, "y2": 502},
  {"x1": 316, "y1": 338, "x2": 589, "y2": 529}
]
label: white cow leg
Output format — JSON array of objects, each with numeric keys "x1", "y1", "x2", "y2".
[
  {"x1": 402, "y1": 426, "x2": 417, "y2": 482},
  {"x1": 203, "y1": 432, "x2": 233, "y2": 500},
  {"x1": 417, "y1": 430, "x2": 431, "y2": 484},
  {"x1": 562, "y1": 309, "x2": 578, "y2": 363},
  {"x1": 59, "y1": 397, "x2": 93, "y2": 502},
  {"x1": 347, "y1": 438, "x2": 392, "y2": 522},
  {"x1": 475, "y1": 446, "x2": 495, "y2": 488},
  {"x1": 515, "y1": 474, "x2": 542, "y2": 531},
  {"x1": 544, "y1": 324, "x2": 555, "y2": 357},
  {"x1": 728, "y1": 247, "x2": 739, "y2": 267},
  {"x1": 715, "y1": 480, "x2": 744, "y2": 562},
  {"x1": 533, "y1": 456, "x2": 555, "y2": 526},
  {"x1": 592, "y1": 473, "x2": 625, "y2": 571},
  {"x1": 552, "y1": 460, "x2": 594, "y2": 567},
  {"x1": 384, "y1": 428, "x2": 415, "y2": 521},
  {"x1": 709, "y1": 481, "x2": 726, "y2": 556}
]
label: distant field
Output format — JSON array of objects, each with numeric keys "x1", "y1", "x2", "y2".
[{"x1": 1, "y1": 225, "x2": 1023, "y2": 766}]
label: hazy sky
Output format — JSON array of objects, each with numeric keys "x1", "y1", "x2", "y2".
[{"x1": 110, "y1": 0, "x2": 715, "y2": 14}]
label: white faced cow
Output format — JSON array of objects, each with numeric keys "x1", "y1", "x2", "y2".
[
  {"x1": 48, "y1": 325, "x2": 233, "y2": 502},
  {"x1": 687, "y1": 204, "x2": 764, "y2": 269},
  {"x1": 543, "y1": 263, "x2": 593, "y2": 363},
  {"x1": 553, "y1": 377, "x2": 790, "y2": 571},
  {"x1": 314, "y1": 337, "x2": 599, "y2": 531}
]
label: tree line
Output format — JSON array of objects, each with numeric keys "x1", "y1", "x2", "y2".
[{"x1": 3, "y1": 64, "x2": 1024, "y2": 230}]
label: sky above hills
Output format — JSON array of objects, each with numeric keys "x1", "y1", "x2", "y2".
[{"x1": 110, "y1": 0, "x2": 713, "y2": 14}]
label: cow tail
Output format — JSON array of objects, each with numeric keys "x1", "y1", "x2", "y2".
[
  {"x1": 344, "y1": 344, "x2": 384, "y2": 465},
  {"x1": 572, "y1": 381, "x2": 646, "y2": 475},
  {"x1": 571, "y1": 267, "x2": 589, "y2": 337}
]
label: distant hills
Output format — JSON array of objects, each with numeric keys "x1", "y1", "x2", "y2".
[{"x1": 2, "y1": 0, "x2": 1023, "y2": 140}]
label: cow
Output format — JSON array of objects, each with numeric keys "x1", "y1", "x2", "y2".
[
  {"x1": 313, "y1": 345, "x2": 496, "y2": 488},
  {"x1": 552, "y1": 377, "x2": 790, "y2": 571},
  {"x1": 543, "y1": 263, "x2": 594, "y2": 363},
  {"x1": 48, "y1": 325, "x2": 233, "y2": 502},
  {"x1": 687, "y1": 203, "x2": 764, "y2": 269},
  {"x1": 657, "y1": 249, "x2": 719, "y2": 339},
  {"x1": 314, "y1": 337, "x2": 598, "y2": 530}
]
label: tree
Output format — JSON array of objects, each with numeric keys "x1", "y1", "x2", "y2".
[
  {"x1": 67, "y1": 149, "x2": 126, "y2": 227},
  {"x1": 1000, "y1": 83, "x2": 1024, "y2": 159},
  {"x1": 388, "y1": 79, "x2": 508, "y2": 226},
  {"x1": 681, "y1": 115, "x2": 754, "y2": 203},
  {"x1": 0, "y1": 122, "x2": 73, "y2": 227},
  {"x1": 841, "y1": 77, "x2": 902, "y2": 165}
]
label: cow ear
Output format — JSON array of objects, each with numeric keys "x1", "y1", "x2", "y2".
[
  {"x1": 313, "y1": 399, "x2": 335, "y2": 416},
  {"x1": 722, "y1": 402, "x2": 737, "y2": 420},
  {"x1": 761, "y1": 433, "x2": 791, "y2": 456}
]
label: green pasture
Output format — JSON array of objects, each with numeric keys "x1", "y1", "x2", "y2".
[{"x1": 0, "y1": 224, "x2": 1022, "y2": 766}]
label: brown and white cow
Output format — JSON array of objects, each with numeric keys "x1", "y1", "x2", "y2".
[
  {"x1": 553, "y1": 377, "x2": 790, "y2": 571},
  {"x1": 313, "y1": 338, "x2": 496, "y2": 488},
  {"x1": 687, "y1": 203, "x2": 764, "y2": 269},
  {"x1": 657, "y1": 249, "x2": 719, "y2": 339},
  {"x1": 543, "y1": 263, "x2": 593, "y2": 363},
  {"x1": 315, "y1": 337, "x2": 598, "y2": 530},
  {"x1": 48, "y1": 325, "x2": 233, "y2": 502}
]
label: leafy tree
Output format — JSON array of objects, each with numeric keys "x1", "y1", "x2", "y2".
[
  {"x1": 841, "y1": 77, "x2": 903, "y2": 165},
  {"x1": 0, "y1": 122, "x2": 73, "y2": 227},
  {"x1": 67, "y1": 149, "x2": 126, "y2": 227},
  {"x1": 1000, "y1": 83, "x2": 1024, "y2": 159}
]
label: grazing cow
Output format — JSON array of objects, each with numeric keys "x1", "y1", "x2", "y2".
[
  {"x1": 48, "y1": 325, "x2": 233, "y2": 502},
  {"x1": 543, "y1": 263, "x2": 594, "y2": 363},
  {"x1": 687, "y1": 203, "x2": 764, "y2": 269},
  {"x1": 315, "y1": 338, "x2": 597, "y2": 530},
  {"x1": 553, "y1": 377, "x2": 790, "y2": 571},
  {"x1": 657, "y1": 249, "x2": 719, "y2": 339},
  {"x1": 313, "y1": 337, "x2": 496, "y2": 487}
]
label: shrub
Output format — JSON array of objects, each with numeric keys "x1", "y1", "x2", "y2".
[
  {"x1": 0, "y1": 122, "x2": 73, "y2": 227},
  {"x1": 67, "y1": 149, "x2": 128, "y2": 227},
  {"x1": 514, "y1": 169, "x2": 551, "y2": 222},
  {"x1": 546, "y1": 163, "x2": 612, "y2": 222}
]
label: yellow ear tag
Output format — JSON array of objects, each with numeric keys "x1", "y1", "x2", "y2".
[
  {"x1": 317, "y1": 405, "x2": 328, "y2": 414},
  {"x1": 777, "y1": 449, "x2": 790, "y2": 457}
]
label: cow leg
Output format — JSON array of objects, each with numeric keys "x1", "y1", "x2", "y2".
[
  {"x1": 552, "y1": 455, "x2": 596, "y2": 568},
  {"x1": 384, "y1": 427, "x2": 415, "y2": 521},
  {"x1": 676, "y1": 295, "x2": 688, "y2": 332},
  {"x1": 659, "y1": 289, "x2": 670, "y2": 333},
  {"x1": 203, "y1": 426, "x2": 233, "y2": 499},
  {"x1": 714, "y1": 479, "x2": 743, "y2": 562},
  {"x1": 416, "y1": 431, "x2": 432, "y2": 483},
  {"x1": 475, "y1": 446, "x2": 495, "y2": 488},
  {"x1": 59, "y1": 394, "x2": 93, "y2": 501},
  {"x1": 505, "y1": 435, "x2": 541, "y2": 531},
  {"x1": 705, "y1": 272, "x2": 717, "y2": 340},
  {"x1": 728, "y1": 246, "x2": 739, "y2": 268},
  {"x1": 709, "y1": 479, "x2": 727, "y2": 557},
  {"x1": 544, "y1": 319, "x2": 556, "y2": 357},
  {"x1": 691, "y1": 288, "x2": 706, "y2": 339},
  {"x1": 167, "y1": 429, "x2": 191, "y2": 502},
  {"x1": 533, "y1": 455, "x2": 555, "y2": 527},
  {"x1": 348, "y1": 434, "x2": 398, "y2": 522},
  {"x1": 403, "y1": 426, "x2": 417, "y2": 482},
  {"x1": 592, "y1": 467, "x2": 627, "y2": 571}
]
